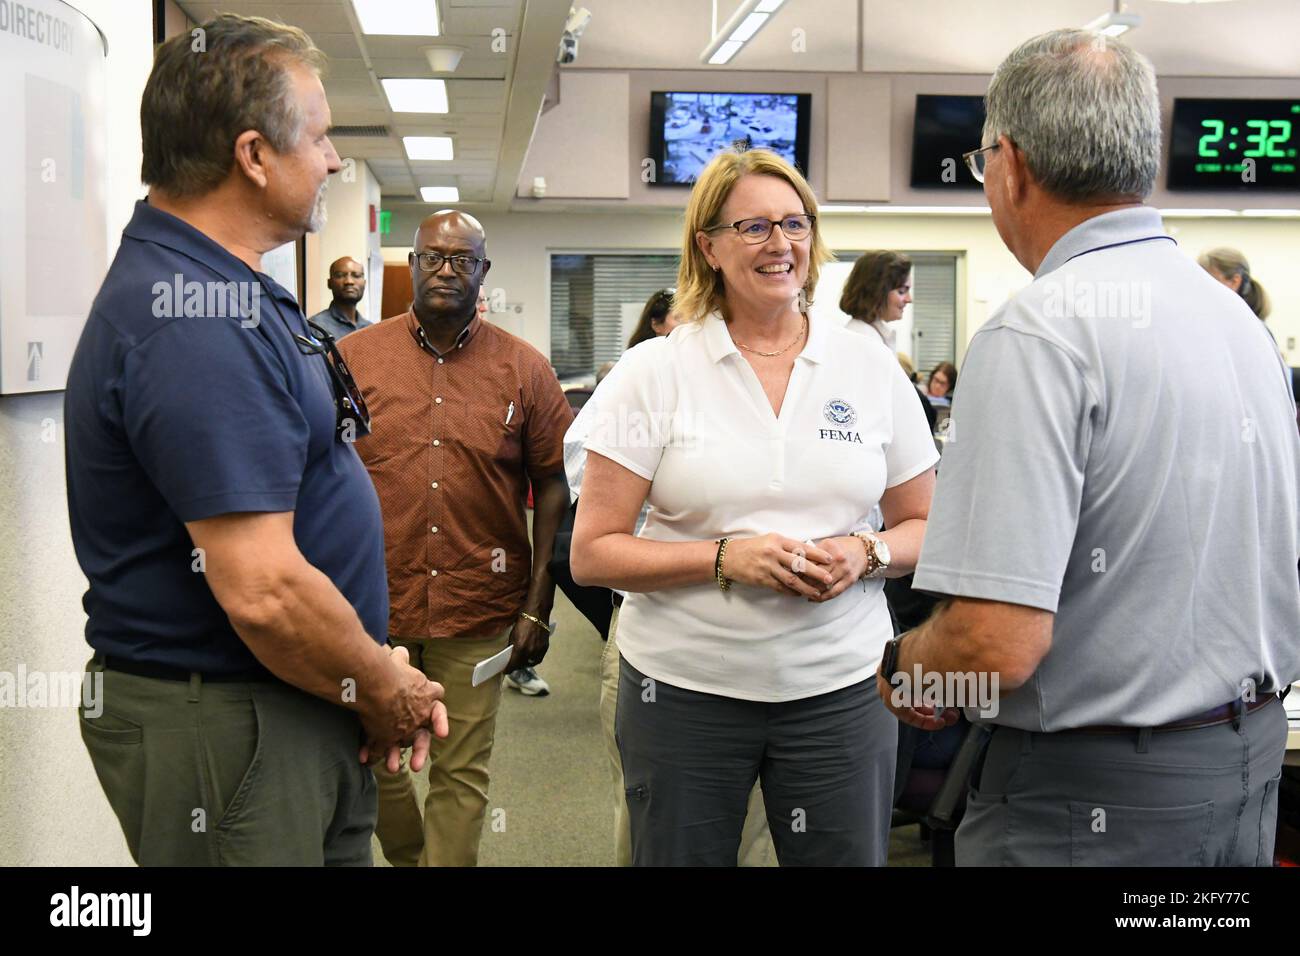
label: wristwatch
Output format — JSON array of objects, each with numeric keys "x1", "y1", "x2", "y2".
[
  {"x1": 851, "y1": 530, "x2": 891, "y2": 579},
  {"x1": 880, "y1": 632, "x2": 906, "y2": 684}
]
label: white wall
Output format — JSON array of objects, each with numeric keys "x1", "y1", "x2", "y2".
[
  {"x1": 0, "y1": 0, "x2": 153, "y2": 867},
  {"x1": 387, "y1": 208, "x2": 1300, "y2": 368}
]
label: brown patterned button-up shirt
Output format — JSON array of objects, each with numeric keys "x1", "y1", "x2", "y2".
[{"x1": 337, "y1": 308, "x2": 573, "y2": 639}]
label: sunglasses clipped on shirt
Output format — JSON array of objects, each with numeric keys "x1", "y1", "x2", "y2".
[{"x1": 295, "y1": 320, "x2": 372, "y2": 441}]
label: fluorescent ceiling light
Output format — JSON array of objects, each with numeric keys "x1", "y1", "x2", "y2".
[
  {"x1": 403, "y1": 136, "x2": 454, "y2": 160},
  {"x1": 701, "y1": 0, "x2": 782, "y2": 65},
  {"x1": 707, "y1": 40, "x2": 743, "y2": 65},
  {"x1": 865, "y1": 205, "x2": 991, "y2": 215},
  {"x1": 382, "y1": 78, "x2": 448, "y2": 113},
  {"x1": 818, "y1": 204, "x2": 990, "y2": 215},
  {"x1": 1083, "y1": 11, "x2": 1142, "y2": 36},
  {"x1": 420, "y1": 186, "x2": 459, "y2": 202},
  {"x1": 1159, "y1": 208, "x2": 1240, "y2": 217},
  {"x1": 730, "y1": 12, "x2": 768, "y2": 43},
  {"x1": 353, "y1": 0, "x2": 440, "y2": 36}
]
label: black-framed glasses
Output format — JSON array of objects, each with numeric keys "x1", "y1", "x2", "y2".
[
  {"x1": 703, "y1": 214, "x2": 815, "y2": 244},
  {"x1": 295, "y1": 320, "x2": 372, "y2": 440},
  {"x1": 412, "y1": 252, "x2": 487, "y2": 275},
  {"x1": 962, "y1": 143, "x2": 1000, "y2": 183}
]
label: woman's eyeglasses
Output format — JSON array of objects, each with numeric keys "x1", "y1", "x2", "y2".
[
  {"x1": 294, "y1": 321, "x2": 372, "y2": 440},
  {"x1": 703, "y1": 214, "x2": 815, "y2": 245}
]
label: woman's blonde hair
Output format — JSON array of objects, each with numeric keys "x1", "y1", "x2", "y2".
[
  {"x1": 673, "y1": 147, "x2": 833, "y2": 324},
  {"x1": 1197, "y1": 247, "x2": 1271, "y2": 320}
]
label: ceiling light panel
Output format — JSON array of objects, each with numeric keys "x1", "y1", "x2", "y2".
[
  {"x1": 403, "y1": 136, "x2": 454, "y2": 160},
  {"x1": 353, "y1": 0, "x2": 440, "y2": 37},
  {"x1": 382, "y1": 78, "x2": 449, "y2": 113}
]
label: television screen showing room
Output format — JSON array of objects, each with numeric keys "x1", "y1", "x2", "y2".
[{"x1": 656, "y1": 92, "x2": 802, "y2": 184}]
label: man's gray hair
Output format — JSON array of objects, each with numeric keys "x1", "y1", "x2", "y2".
[{"x1": 983, "y1": 29, "x2": 1161, "y2": 201}]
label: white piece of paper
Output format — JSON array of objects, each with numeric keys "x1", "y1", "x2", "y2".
[{"x1": 471, "y1": 644, "x2": 514, "y2": 687}]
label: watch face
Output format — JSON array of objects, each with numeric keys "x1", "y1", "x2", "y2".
[
  {"x1": 882, "y1": 638, "x2": 900, "y2": 678},
  {"x1": 873, "y1": 539, "x2": 890, "y2": 564}
]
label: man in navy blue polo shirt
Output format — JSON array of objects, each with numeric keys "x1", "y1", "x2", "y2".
[{"x1": 64, "y1": 14, "x2": 447, "y2": 866}]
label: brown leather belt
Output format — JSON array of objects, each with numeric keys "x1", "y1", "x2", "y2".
[{"x1": 1055, "y1": 693, "x2": 1279, "y2": 735}]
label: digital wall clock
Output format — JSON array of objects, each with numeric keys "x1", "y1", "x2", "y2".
[{"x1": 1168, "y1": 98, "x2": 1299, "y2": 191}]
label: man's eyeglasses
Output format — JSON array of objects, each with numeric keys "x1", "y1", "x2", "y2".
[
  {"x1": 413, "y1": 252, "x2": 487, "y2": 275},
  {"x1": 962, "y1": 143, "x2": 1000, "y2": 183},
  {"x1": 703, "y1": 214, "x2": 815, "y2": 245},
  {"x1": 294, "y1": 321, "x2": 372, "y2": 440}
]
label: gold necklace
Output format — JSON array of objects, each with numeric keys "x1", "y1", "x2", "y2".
[{"x1": 733, "y1": 315, "x2": 808, "y2": 358}]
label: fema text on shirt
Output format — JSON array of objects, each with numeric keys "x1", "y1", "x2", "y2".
[{"x1": 151, "y1": 274, "x2": 261, "y2": 329}]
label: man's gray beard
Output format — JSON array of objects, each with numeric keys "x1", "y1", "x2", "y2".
[{"x1": 307, "y1": 184, "x2": 329, "y2": 233}]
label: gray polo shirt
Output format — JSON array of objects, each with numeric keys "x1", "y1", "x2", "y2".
[
  {"x1": 307, "y1": 301, "x2": 371, "y2": 340},
  {"x1": 914, "y1": 206, "x2": 1300, "y2": 732}
]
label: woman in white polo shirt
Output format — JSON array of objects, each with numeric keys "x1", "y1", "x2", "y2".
[{"x1": 571, "y1": 147, "x2": 938, "y2": 866}]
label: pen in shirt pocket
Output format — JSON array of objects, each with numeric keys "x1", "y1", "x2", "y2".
[{"x1": 505, "y1": 401, "x2": 515, "y2": 425}]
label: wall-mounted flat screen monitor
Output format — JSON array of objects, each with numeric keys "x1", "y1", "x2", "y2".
[
  {"x1": 910, "y1": 94, "x2": 986, "y2": 190},
  {"x1": 648, "y1": 91, "x2": 810, "y2": 186},
  {"x1": 1168, "y1": 98, "x2": 1300, "y2": 191}
]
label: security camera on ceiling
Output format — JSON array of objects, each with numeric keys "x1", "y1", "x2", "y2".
[{"x1": 557, "y1": 6, "x2": 592, "y2": 65}]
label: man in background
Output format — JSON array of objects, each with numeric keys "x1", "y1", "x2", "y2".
[
  {"x1": 309, "y1": 256, "x2": 371, "y2": 339},
  {"x1": 338, "y1": 210, "x2": 573, "y2": 866}
]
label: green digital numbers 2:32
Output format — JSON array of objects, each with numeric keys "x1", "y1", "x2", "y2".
[{"x1": 1199, "y1": 118, "x2": 1294, "y2": 158}]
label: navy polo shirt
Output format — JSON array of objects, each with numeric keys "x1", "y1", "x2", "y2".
[{"x1": 64, "y1": 200, "x2": 388, "y2": 675}]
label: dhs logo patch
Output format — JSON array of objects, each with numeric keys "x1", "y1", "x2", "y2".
[
  {"x1": 823, "y1": 399, "x2": 857, "y2": 427},
  {"x1": 819, "y1": 398, "x2": 863, "y2": 444}
]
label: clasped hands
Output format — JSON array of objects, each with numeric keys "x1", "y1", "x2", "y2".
[
  {"x1": 720, "y1": 533, "x2": 867, "y2": 602},
  {"x1": 358, "y1": 644, "x2": 451, "y2": 773}
]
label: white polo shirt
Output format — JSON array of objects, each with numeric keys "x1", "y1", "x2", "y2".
[{"x1": 584, "y1": 312, "x2": 938, "y2": 702}]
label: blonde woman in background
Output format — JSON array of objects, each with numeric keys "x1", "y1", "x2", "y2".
[
  {"x1": 572, "y1": 147, "x2": 939, "y2": 866},
  {"x1": 1198, "y1": 247, "x2": 1271, "y2": 321},
  {"x1": 1199, "y1": 248, "x2": 1295, "y2": 404}
]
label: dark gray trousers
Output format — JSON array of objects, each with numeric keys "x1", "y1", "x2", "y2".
[
  {"x1": 616, "y1": 655, "x2": 897, "y2": 866},
  {"x1": 957, "y1": 696, "x2": 1288, "y2": 866}
]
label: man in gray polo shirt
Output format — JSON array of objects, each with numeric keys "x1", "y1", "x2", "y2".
[{"x1": 878, "y1": 29, "x2": 1300, "y2": 866}]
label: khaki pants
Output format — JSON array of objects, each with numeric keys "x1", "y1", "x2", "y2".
[
  {"x1": 373, "y1": 629, "x2": 509, "y2": 867},
  {"x1": 600, "y1": 606, "x2": 775, "y2": 866}
]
